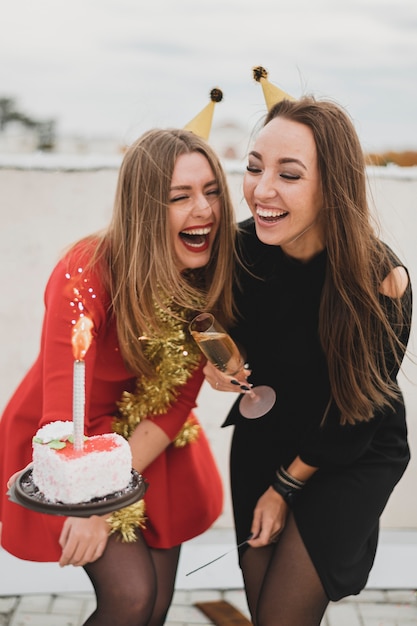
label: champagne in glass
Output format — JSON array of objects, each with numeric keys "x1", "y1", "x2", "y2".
[
  {"x1": 191, "y1": 329, "x2": 243, "y2": 376},
  {"x1": 189, "y1": 313, "x2": 276, "y2": 419}
]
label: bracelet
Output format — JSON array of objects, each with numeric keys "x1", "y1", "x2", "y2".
[
  {"x1": 271, "y1": 466, "x2": 306, "y2": 505},
  {"x1": 278, "y1": 465, "x2": 306, "y2": 489}
]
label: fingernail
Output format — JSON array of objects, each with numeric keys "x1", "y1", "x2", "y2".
[
  {"x1": 240, "y1": 385, "x2": 251, "y2": 391},
  {"x1": 231, "y1": 379, "x2": 240, "y2": 386}
]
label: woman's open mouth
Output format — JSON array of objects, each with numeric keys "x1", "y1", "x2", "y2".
[
  {"x1": 257, "y1": 207, "x2": 288, "y2": 223},
  {"x1": 179, "y1": 226, "x2": 211, "y2": 251}
]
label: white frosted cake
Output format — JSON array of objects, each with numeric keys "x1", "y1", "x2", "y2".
[{"x1": 32, "y1": 421, "x2": 132, "y2": 504}]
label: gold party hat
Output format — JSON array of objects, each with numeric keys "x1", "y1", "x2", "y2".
[
  {"x1": 184, "y1": 88, "x2": 223, "y2": 140},
  {"x1": 253, "y1": 66, "x2": 295, "y2": 110}
]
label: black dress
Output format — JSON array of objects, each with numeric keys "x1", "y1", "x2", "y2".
[{"x1": 223, "y1": 219, "x2": 413, "y2": 601}]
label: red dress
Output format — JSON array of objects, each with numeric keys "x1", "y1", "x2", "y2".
[{"x1": 0, "y1": 242, "x2": 223, "y2": 561}]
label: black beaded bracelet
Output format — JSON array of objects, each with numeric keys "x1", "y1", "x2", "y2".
[
  {"x1": 271, "y1": 466, "x2": 306, "y2": 505},
  {"x1": 271, "y1": 477, "x2": 297, "y2": 505}
]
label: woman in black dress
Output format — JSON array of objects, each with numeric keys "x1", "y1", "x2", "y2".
[{"x1": 204, "y1": 97, "x2": 413, "y2": 625}]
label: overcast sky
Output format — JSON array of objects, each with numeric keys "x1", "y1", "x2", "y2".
[{"x1": 1, "y1": 0, "x2": 416, "y2": 152}]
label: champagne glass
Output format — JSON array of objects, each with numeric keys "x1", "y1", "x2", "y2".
[{"x1": 189, "y1": 312, "x2": 276, "y2": 419}]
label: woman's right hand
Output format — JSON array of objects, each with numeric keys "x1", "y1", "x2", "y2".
[
  {"x1": 7, "y1": 463, "x2": 33, "y2": 489},
  {"x1": 7, "y1": 465, "x2": 110, "y2": 566},
  {"x1": 58, "y1": 515, "x2": 110, "y2": 567}
]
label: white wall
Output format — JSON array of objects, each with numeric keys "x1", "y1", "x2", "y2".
[{"x1": 0, "y1": 157, "x2": 416, "y2": 531}]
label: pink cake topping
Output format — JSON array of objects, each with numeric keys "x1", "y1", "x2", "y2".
[{"x1": 52, "y1": 436, "x2": 120, "y2": 459}]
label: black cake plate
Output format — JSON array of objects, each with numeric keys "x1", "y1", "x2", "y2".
[{"x1": 8, "y1": 467, "x2": 147, "y2": 517}]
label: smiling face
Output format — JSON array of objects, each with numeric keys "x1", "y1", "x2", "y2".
[
  {"x1": 168, "y1": 151, "x2": 221, "y2": 271},
  {"x1": 244, "y1": 116, "x2": 325, "y2": 261}
]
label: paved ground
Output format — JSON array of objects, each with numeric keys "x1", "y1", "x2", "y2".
[
  {"x1": 1, "y1": 588, "x2": 417, "y2": 625},
  {"x1": 2, "y1": 529, "x2": 417, "y2": 624}
]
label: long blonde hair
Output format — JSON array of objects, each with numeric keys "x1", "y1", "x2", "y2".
[
  {"x1": 265, "y1": 97, "x2": 411, "y2": 425},
  {"x1": 90, "y1": 129, "x2": 237, "y2": 376}
]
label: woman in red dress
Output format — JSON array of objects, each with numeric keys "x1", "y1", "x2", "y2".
[{"x1": 0, "y1": 127, "x2": 237, "y2": 626}]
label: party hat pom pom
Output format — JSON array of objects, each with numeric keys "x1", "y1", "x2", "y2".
[
  {"x1": 210, "y1": 88, "x2": 223, "y2": 103},
  {"x1": 252, "y1": 65, "x2": 295, "y2": 109},
  {"x1": 253, "y1": 66, "x2": 268, "y2": 82},
  {"x1": 184, "y1": 87, "x2": 223, "y2": 140}
]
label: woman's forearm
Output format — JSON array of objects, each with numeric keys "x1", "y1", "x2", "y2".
[
  {"x1": 129, "y1": 419, "x2": 171, "y2": 473},
  {"x1": 286, "y1": 457, "x2": 318, "y2": 483}
]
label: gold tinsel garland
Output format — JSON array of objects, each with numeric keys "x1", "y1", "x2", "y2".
[
  {"x1": 173, "y1": 417, "x2": 201, "y2": 447},
  {"x1": 108, "y1": 299, "x2": 203, "y2": 542},
  {"x1": 113, "y1": 300, "x2": 203, "y2": 439},
  {"x1": 107, "y1": 500, "x2": 147, "y2": 542}
]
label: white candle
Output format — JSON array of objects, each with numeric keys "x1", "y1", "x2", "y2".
[
  {"x1": 73, "y1": 360, "x2": 85, "y2": 450},
  {"x1": 71, "y1": 316, "x2": 94, "y2": 451}
]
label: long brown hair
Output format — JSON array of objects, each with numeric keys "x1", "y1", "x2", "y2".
[
  {"x1": 265, "y1": 97, "x2": 410, "y2": 425},
  {"x1": 87, "y1": 129, "x2": 237, "y2": 377}
]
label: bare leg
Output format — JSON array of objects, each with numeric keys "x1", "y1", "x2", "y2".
[{"x1": 257, "y1": 514, "x2": 329, "y2": 626}]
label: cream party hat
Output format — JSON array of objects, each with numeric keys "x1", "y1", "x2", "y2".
[
  {"x1": 184, "y1": 88, "x2": 223, "y2": 140},
  {"x1": 253, "y1": 66, "x2": 295, "y2": 109}
]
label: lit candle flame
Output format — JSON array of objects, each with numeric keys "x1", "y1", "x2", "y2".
[{"x1": 72, "y1": 316, "x2": 94, "y2": 361}]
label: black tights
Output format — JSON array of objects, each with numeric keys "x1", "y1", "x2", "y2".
[
  {"x1": 83, "y1": 532, "x2": 181, "y2": 626},
  {"x1": 240, "y1": 514, "x2": 329, "y2": 626}
]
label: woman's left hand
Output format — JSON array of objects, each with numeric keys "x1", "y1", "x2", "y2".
[
  {"x1": 58, "y1": 515, "x2": 110, "y2": 567},
  {"x1": 203, "y1": 361, "x2": 251, "y2": 392},
  {"x1": 248, "y1": 487, "x2": 289, "y2": 547}
]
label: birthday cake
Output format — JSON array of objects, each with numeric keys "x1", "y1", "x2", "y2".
[{"x1": 32, "y1": 421, "x2": 132, "y2": 504}]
